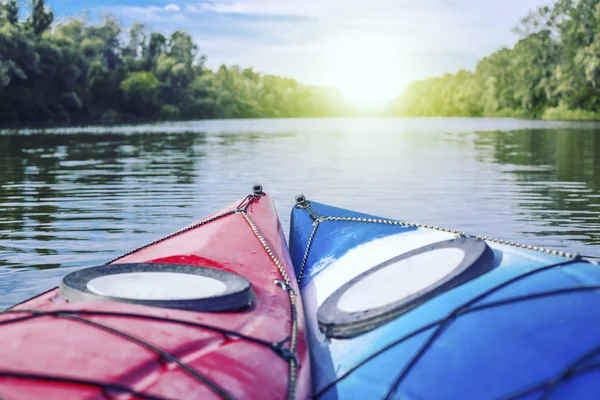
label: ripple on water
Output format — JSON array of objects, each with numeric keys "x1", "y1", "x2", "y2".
[{"x1": 1, "y1": 118, "x2": 600, "y2": 308}]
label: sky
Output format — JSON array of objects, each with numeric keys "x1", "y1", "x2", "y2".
[{"x1": 49, "y1": 0, "x2": 551, "y2": 105}]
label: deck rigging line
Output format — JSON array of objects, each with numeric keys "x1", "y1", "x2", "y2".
[
  {"x1": 312, "y1": 259, "x2": 597, "y2": 398},
  {"x1": 0, "y1": 370, "x2": 171, "y2": 400},
  {"x1": 293, "y1": 198, "x2": 593, "y2": 399},
  {"x1": 1, "y1": 188, "x2": 302, "y2": 400}
]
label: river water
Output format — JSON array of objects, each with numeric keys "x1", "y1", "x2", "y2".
[{"x1": 1, "y1": 117, "x2": 599, "y2": 308}]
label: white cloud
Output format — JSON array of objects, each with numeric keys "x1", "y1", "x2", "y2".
[
  {"x1": 167, "y1": 0, "x2": 550, "y2": 55},
  {"x1": 164, "y1": 4, "x2": 181, "y2": 12},
  {"x1": 107, "y1": 4, "x2": 186, "y2": 21},
  {"x1": 184, "y1": 4, "x2": 205, "y2": 13},
  {"x1": 186, "y1": 0, "x2": 400, "y2": 18}
]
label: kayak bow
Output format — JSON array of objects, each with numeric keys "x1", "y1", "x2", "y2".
[
  {"x1": 289, "y1": 195, "x2": 599, "y2": 400},
  {"x1": 0, "y1": 187, "x2": 311, "y2": 400}
]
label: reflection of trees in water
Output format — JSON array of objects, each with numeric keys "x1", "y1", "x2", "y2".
[
  {"x1": 57, "y1": 131, "x2": 205, "y2": 185},
  {"x1": 474, "y1": 129, "x2": 600, "y2": 246},
  {"x1": 214, "y1": 132, "x2": 295, "y2": 147},
  {"x1": 475, "y1": 129, "x2": 600, "y2": 188},
  {"x1": 0, "y1": 131, "x2": 207, "y2": 269}
]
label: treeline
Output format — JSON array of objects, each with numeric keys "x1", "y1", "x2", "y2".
[
  {"x1": 0, "y1": 0, "x2": 354, "y2": 126},
  {"x1": 390, "y1": 0, "x2": 600, "y2": 120}
]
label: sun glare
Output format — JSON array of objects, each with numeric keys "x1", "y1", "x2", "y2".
[{"x1": 321, "y1": 34, "x2": 405, "y2": 107}]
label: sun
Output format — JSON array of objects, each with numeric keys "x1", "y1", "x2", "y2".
[{"x1": 321, "y1": 33, "x2": 405, "y2": 107}]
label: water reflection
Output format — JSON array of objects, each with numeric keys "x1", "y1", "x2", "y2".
[
  {"x1": 0, "y1": 132, "x2": 207, "y2": 272},
  {"x1": 474, "y1": 129, "x2": 600, "y2": 248},
  {"x1": 1, "y1": 119, "x2": 599, "y2": 308}
]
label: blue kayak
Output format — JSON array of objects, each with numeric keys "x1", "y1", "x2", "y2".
[{"x1": 289, "y1": 195, "x2": 600, "y2": 400}]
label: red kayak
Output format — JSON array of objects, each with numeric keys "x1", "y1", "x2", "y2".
[{"x1": 0, "y1": 187, "x2": 311, "y2": 400}]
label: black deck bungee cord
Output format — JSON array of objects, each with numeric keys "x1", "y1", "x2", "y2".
[
  {"x1": 0, "y1": 370, "x2": 171, "y2": 400},
  {"x1": 314, "y1": 258, "x2": 589, "y2": 398},
  {"x1": 1, "y1": 309, "x2": 234, "y2": 399},
  {"x1": 383, "y1": 257, "x2": 585, "y2": 399},
  {"x1": 0, "y1": 309, "x2": 299, "y2": 362},
  {"x1": 502, "y1": 354, "x2": 600, "y2": 400},
  {"x1": 0, "y1": 187, "x2": 301, "y2": 400},
  {"x1": 538, "y1": 345, "x2": 600, "y2": 400},
  {"x1": 236, "y1": 186, "x2": 265, "y2": 212},
  {"x1": 317, "y1": 281, "x2": 600, "y2": 397},
  {"x1": 57, "y1": 313, "x2": 233, "y2": 399},
  {"x1": 0, "y1": 314, "x2": 42, "y2": 327},
  {"x1": 293, "y1": 198, "x2": 596, "y2": 399},
  {"x1": 0, "y1": 303, "x2": 302, "y2": 400}
]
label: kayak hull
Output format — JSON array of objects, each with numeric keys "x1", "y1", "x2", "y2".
[
  {"x1": 290, "y1": 199, "x2": 598, "y2": 399},
  {"x1": 0, "y1": 192, "x2": 311, "y2": 400}
]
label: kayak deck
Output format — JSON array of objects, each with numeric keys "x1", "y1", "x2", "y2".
[
  {"x1": 0, "y1": 191, "x2": 310, "y2": 400},
  {"x1": 289, "y1": 197, "x2": 600, "y2": 400}
]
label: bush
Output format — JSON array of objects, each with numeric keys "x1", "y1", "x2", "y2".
[
  {"x1": 101, "y1": 108, "x2": 120, "y2": 122},
  {"x1": 119, "y1": 71, "x2": 161, "y2": 116},
  {"x1": 159, "y1": 104, "x2": 180, "y2": 119},
  {"x1": 485, "y1": 108, "x2": 535, "y2": 119},
  {"x1": 542, "y1": 106, "x2": 600, "y2": 121}
]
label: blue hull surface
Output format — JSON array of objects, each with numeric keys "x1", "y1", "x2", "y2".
[{"x1": 289, "y1": 197, "x2": 600, "y2": 400}]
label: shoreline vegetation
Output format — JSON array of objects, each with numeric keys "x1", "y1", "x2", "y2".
[
  {"x1": 0, "y1": 0, "x2": 356, "y2": 128},
  {"x1": 388, "y1": 0, "x2": 600, "y2": 122},
  {"x1": 3, "y1": 0, "x2": 600, "y2": 128}
]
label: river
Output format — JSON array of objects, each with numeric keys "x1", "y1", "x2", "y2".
[{"x1": 1, "y1": 117, "x2": 599, "y2": 308}]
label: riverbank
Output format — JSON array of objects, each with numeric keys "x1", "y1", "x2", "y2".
[
  {"x1": 0, "y1": 2, "x2": 354, "y2": 127},
  {"x1": 392, "y1": 107, "x2": 600, "y2": 121},
  {"x1": 5, "y1": 111, "x2": 600, "y2": 132},
  {"x1": 482, "y1": 107, "x2": 600, "y2": 121},
  {"x1": 387, "y1": 1, "x2": 600, "y2": 123}
]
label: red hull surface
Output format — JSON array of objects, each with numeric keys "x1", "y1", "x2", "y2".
[{"x1": 0, "y1": 191, "x2": 310, "y2": 400}]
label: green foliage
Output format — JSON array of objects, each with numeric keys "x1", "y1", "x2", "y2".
[
  {"x1": 391, "y1": 0, "x2": 600, "y2": 120},
  {"x1": 27, "y1": 0, "x2": 54, "y2": 36},
  {"x1": 160, "y1": 104, "x2": 180, "y2": 119},
  {"x1": 2, "y1": 1, "x2": 19, "y2": 25},
  {"x1": 119, "y1": 71, "x2": 161, "y2": 116},
  {"x1": 0, "y1": 0, "x2": 353, "y2": 126},
  {"x1": 542, "y1": 105, "x2": 600, "y2": 120}
]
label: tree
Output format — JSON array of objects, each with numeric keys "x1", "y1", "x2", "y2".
[
  {"x1": 168, "y1": 30, "x2": 197, "y2": 67},
  {"x1": 143, "y1": 32, "x2": 166, "y2": 70},
  {"x1": 390, "y1": 0, "x2": 600, "y2": 118},
  {"x1": 0, "y1": 0, "x2": 355, "y2": 126},
  {"x1": 27, "y1": 0, "x2": 53, "y2": 36},
  {"x1": 123, "y1": 23, "x2": 148, "y2": 71},
  {"x1": 1, "y1": 1, "x2": 20, "y2": 25}
]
